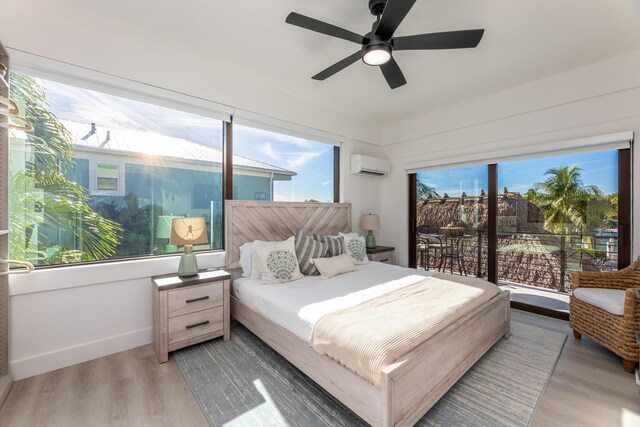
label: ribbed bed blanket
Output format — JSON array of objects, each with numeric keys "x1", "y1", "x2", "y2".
[{"x1": 309, "y1": 273, "x2": 499, "y2": 386}]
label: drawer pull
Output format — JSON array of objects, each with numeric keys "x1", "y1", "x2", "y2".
[
  {"x1": 185, "y1": 296, "x2": 209, "y2": 304},
  {"x1": 185, "y1": 320, "x2": 210, "y2": 330}
]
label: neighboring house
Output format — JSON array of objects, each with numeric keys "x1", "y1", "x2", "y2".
[
  {"x1": 62, "y1": 120, "x2": 296, "y2": 208},
  {"x1": 10, "y1": 121, "x2": 296, "y2": 261}
]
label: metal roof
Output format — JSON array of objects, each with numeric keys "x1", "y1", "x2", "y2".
[{"x1": 62, "y1": 120, "x2": 296, "y2": 175}]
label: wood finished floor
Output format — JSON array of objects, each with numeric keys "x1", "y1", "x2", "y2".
[{"x1": 0, "y1": 310, "x2": 638, "y2": 427}]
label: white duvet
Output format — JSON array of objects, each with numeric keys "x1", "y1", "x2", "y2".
[{"x1": 232, "y1": 262, "x2": 436, "y2": 341}]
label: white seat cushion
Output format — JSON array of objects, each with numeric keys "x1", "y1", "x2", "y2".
[{"x1": 573, "y1": 288, "x2": 626, "y2": 316}]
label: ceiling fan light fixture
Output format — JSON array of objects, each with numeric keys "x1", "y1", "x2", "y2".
[{"x1": 362, "y1": 44, "x2": 392, "y2": 66}]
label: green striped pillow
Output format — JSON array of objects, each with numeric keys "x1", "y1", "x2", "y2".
[
  {"x1": 311, "y1": 234, "x2": 344, "y2": 257},
  {"x1": 295, "y1": 231, "x2": 328, "y2": 275}
]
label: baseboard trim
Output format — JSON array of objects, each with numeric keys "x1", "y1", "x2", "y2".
[
  {"x1": 0, "y1": 374, "x2": 13, "y2": 409},
  {"x1": 9, "y1": 327, "x2": 152, "y2": 380}
]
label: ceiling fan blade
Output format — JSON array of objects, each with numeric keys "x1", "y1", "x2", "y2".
[
  {"x1": 380, "y1": 57, "x2": 407, "y2": 89},
  {"x1": 394, "y1": 29, "x2": 485, "y2": 50},
  {"x1": 286, "y1": 12, "x2": 364, "y2": 44},
  {"x1": 375, "y1": 0, "x2": 417, "y2": 39},
  {"x1": 312, "y1": 51, "x2": 362, "y2": 81}
]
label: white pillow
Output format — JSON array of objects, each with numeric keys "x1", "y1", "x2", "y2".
[
  {"x1": 338, "y1": 232, "x2": 359, "y2": 238},
  {"x1": 343, "y1": 235, "x2": 369, "y2": 265},
  {"x1": 312, "y1": 254, "x2": 356, "y2": 279},
  {"x1": 239, "y1": 242, "x2": 253, "y2": 278},
  {"x1": 252, "y1": 236, "x2": 304, "y2": 284}
]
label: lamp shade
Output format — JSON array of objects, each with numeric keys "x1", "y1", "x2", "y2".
[
  {"x1": 360, "y1": 214, "x2": 380, "y2": 231},
  {"x1": 170, "y1": 217, "x2": 208, "y2": 246},
  {"x1": 156, "y1": 215, "x2": 175, "y2": 239}
]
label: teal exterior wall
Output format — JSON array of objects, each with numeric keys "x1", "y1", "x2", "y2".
[
  {"x1": 44, "y1": 160, "x2": 275, "y2": 258},
  {"x1": 232, "y1": 173, "x2": 272, "y2": 201}
]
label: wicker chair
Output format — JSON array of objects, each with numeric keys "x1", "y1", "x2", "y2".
[{"x1": 570, "y1": 261, "x2": 640, "y2": 373}]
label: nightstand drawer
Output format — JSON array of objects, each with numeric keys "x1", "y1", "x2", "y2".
[
  {"x1": 168, "y1": 306, "x2": 224, "y2": 345},
  {"x1": 370, "y1": 251, "x2": 393, "y2": 263},
  {"x1": 168, "y1": 282, "x2": 223, "y2": 317}
]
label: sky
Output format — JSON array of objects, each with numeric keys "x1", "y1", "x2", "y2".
[
  {"x1": 35, "y1": 74, "x2": 616, "y2": 203},
  {"x1": 38, "y1": 76, "x2": 334, "y2": 202},
  {"x1": 417, "y1": 150, "x2": 618, "y2": 197}
]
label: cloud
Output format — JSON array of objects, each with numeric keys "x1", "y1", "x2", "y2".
[
  {"x1": 256, "y1": 140, "x2": 326, "y2": 172},
  {"x1": 41, "y1": 79, "x2": 222, "y2": 147}
]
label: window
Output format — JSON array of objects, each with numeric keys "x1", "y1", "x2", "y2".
[
  {"x1": 7, "y1": 72, "x2": 341, "y2": 269},
  {"x1": 497, "y1": 150, "x2": 621, "y2": 293},
  {"x1": 9, "y1": 72, "x2": 224, "y2": 267},
  {"x1": 232, "y1": 124, "x2": 336, "y2": 202},
  {"x1": 90, "y1": 161, "x2": 125, "y2": 196}
]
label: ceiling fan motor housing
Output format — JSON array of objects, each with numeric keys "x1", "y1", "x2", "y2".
[{"x1": 368, "y1": 0, "x2": 388, "y2": 16}]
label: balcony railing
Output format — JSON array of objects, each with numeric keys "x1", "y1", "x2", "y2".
[{"x1": 417, "y1": 230, "x2": 618, "y2": 293}]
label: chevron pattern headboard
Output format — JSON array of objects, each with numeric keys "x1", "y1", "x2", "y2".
[{"x1": 225, "y1": 201, "x2": 351, "y2": 269}]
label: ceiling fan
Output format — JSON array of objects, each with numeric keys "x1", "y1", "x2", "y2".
[{"x1": 286, "y1": 0, "x2": 484, "y2": 89}]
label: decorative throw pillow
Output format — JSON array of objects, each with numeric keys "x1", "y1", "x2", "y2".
[
  {"x1": 312, "y1": 234, "x2": 344, "y2": 257},
  {"x1": 312, "y1": 254, "x2": 356, "y2": 279},
  {"x1": 245, "y1": 242, "x2": 261, "y2": 280},
  {"x1": 338, "y1": 232, "x2": 359, "y2": 238},
  {"x1": 343, "y1": 235, "x2": 369, "y2": 265},
  {"x1": 295, "y1": 231, "x2": 328, "y2": 275},
  {"x1": 252, "y1": 236, "x2": 304, "y2": 284},
  {"x1": 239, "y1": 242, "x2": 253, "y2": 278}
]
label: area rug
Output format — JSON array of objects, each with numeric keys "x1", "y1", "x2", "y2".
[{"x1": 174, "y1": 321, "x2": 566, "y2": 427}]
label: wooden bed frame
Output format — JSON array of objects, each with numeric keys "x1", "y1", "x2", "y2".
[{"x1": 226, "y1": 201, "x2": 510, "y2": 427}]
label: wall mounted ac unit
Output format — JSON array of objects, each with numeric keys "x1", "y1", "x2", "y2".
[{"x1": 351, "y1": 154, "x2": 390, "y2": 177}]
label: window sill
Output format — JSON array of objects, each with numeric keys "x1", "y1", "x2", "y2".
[{"x1": 8, "y1": 251, "x2": 226, "y2": 296}]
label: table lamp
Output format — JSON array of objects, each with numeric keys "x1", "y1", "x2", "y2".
[
  {"x1": 360, "y1": 213, "x2": 380, "y2": 249},
  {"x1": 170, "y1": 217, "x2": 208, "y2": 277}
]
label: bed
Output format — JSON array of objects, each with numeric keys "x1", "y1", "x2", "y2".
[{"x1": 226, "y1": 200, "x2": 510, "y2": 427}]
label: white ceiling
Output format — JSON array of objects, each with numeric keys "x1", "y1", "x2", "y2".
[{"x1": 9, "y1": 1, "x2": 640, "y2": 127}]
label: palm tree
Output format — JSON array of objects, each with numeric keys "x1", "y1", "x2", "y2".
[
  {"x1": 416, "y1": 182, "x2": 441, "y2": 201},
  {"x1": 531, "y1": 165, "x2": 602, "y2": 235},
  {"x1": 9, "y1": 73, "x2": 122, "y2": 264}
]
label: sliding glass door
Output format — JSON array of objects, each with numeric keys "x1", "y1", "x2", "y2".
[
  {"x1": 410, "y1": 147, "x2": 631, "y2": 317},
  {"x1": 415, "y1": 165, "x2": 488, "y2": 280}
]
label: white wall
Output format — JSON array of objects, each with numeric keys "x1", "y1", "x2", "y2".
[
  {"x1": 379, "y1": 50, "x2": 640, "y2": 267},
  {"x1": 8, "y1": 252, "x2": 225, "y2": 379}
]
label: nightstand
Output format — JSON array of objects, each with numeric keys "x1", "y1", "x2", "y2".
[
  {"x1": 152, "y1": 269, "x2": 231, "y2": 363},
  {"x1": 367, "y1": 246, "x2": 395, "y2": 265}
]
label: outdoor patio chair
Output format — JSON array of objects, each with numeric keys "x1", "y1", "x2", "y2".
[
  {"x1": 570, "y1": 261, "x2": 640, "y2": 373},
  {"x1": 416, "y1": 226, "x2": 445, "y2": 270}
]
